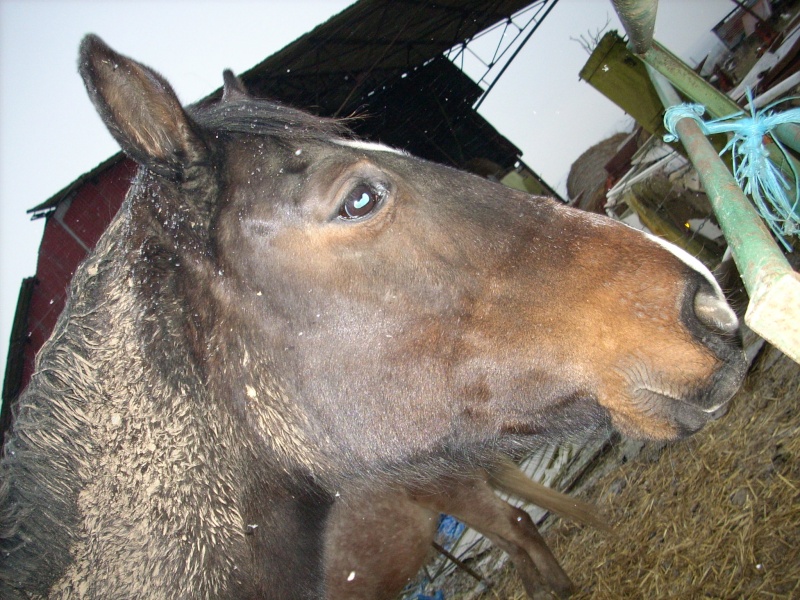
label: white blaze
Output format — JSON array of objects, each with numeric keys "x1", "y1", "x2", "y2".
[
  {"x1": 335, "y1": 139, "x2": 406, "y2": 155},
  {"x1": 642, "y1": 231, "x2": 739, "y2": 330}
]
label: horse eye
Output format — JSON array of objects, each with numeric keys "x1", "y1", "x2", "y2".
[{"x1": 338, "y1": 184, "x2": 383, "y2": 220}]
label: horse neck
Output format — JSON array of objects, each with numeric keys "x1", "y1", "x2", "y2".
[
  {"x1": 1, "y1": 208, "x2": 332, "y2": 598},
  {"x1": 0, "y1": 208, "x2": 136, "y2": 580}
]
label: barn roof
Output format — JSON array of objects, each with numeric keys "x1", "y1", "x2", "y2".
[
  {"x1": 29, "y1": 154, "x2": 125, "y2": 219},
  {"x1": 234, "y1": 0, "x2": 539, "y2": 115},
  {"x1": 31, "y1": 0, "x2": 557, "y2": 218}
]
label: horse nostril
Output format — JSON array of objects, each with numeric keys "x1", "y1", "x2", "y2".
[
  {"x1": 706, "y1": 401, "x2": 730, "y2": 421},
  {"x1": 694, "y1": 290, "x2": 739, "y2": 334}
]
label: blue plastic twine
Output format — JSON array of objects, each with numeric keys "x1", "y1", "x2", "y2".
[
  {"x1": 663, "y1": 89, "x2": 800, "y2": 251},
  {"x1": 436, "y1": 514, "x2": 466, "y2": 549}
]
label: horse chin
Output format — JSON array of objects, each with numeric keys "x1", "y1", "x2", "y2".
[
  {"x1": 609, "y1": 349, "x2": 745, "y2": 441},
  {"x1": 614, "y1": 388, "x2": 729, "y2": 441}
]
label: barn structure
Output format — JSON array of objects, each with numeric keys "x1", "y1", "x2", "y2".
[{"x1": 1, "y1": 0, "x2": 562, "y2": 441}]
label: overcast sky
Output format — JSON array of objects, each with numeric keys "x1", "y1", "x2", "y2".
[{"x1": 0, "y1": 0, "x2": 734, "y2": 385}]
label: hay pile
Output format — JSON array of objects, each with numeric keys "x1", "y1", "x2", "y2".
[
  {"x1": 566, "y1": 133, "x2": 629, "y2": 213},
  {"x1": 479, "y1": 346, "x2": 800, "y2": 599}
]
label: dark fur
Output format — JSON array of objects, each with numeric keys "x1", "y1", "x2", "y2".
[
  {"x1": 0, "y1": 36, "x2": 745, "y2": 599},
  {"x1": 325, "y1": 458, "x2": 611, "y2": 599}
]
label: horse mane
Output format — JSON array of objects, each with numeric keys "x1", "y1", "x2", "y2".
[
  {"x1": 0, "y1": 209, "x2": 253, "y2": 596},
  {"x1": 0, "y1": 218, "x2": 133, "y2": 594}
]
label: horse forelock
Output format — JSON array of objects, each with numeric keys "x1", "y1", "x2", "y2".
[{"x1": 190, "y1": 97, "x2": 350, "y2": 143}]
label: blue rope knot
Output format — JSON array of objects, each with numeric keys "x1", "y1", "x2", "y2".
[
  {"x1": 663, "y1": 90, "x2": 800, "y2": 251},
  {"x1": 663, "y1": 103, "x2": 706, "y2": 143}
]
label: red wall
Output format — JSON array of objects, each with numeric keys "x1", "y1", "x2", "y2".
[{"x1": 20, "y1": 159, "x2": 137, "y2": 390}]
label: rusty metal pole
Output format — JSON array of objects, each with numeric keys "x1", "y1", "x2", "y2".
[
  {"x1": 611, "y1": 1, "x2": 800, "y2": 156},
  {"x1": 610, "y1": 0, "x2": 800, "y2": 361},
  {"x1": 641, "y1": 40, "x2": 800, "y2": 156},
  {"x1": 610, "y1": 0, "x2": 658, "y2": 54},
  {"x1": 647, "y1": 65, "x2": 800, "y2": 363}
]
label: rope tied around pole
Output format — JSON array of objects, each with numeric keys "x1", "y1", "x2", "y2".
[{"x1": 663, "y1": 90, "x2": 800, "y2": 251}]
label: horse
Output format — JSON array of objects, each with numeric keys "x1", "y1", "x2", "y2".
[
  {"x1": 0, "y1": 35, "x2": 745, "y2": 599},
  {"x1": 324, "y1": 457, "x2": 610, "y2": 599}
]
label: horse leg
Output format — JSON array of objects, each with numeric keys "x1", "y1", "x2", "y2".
[
  {"x1": 324, "y1": 461, "x2": 596, "y2": 599},
  {"x1": 411, "y1": 477, "x2": 574, "y2": 599},
  {"x1": 323, "y1": 485, "x2": 438, "y2": 600},
  {"x1": 483, "y1": 505, "x2": 573, "y2": 600}
]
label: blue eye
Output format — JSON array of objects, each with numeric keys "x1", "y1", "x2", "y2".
[{"x1": 339, "y1": 183, "x2": 383, "y2": 220}]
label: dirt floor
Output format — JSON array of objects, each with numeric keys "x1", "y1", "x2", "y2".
[{"x1": 474, "y1": 345, "x2": 800, "y2": 599}]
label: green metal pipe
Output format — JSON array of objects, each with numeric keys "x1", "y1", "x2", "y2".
[
  {"x1": 642, "y1": 41, "x2": 800, "y2": 162},
  {"x1": 643, "y1": 41, "x2": 739, "y2": 118},
  {"x1": 611, "y1": 0, "x2": 658, "y2": 54},
  {"x1": 774, "y1": 123, "x2": 800, "y2": 156},
  {"x1": 647, "y1": 67, "x2": 787, "y2": 292},
  {"x1": 672, "y1": 117, "x2": 791, "y2": 291},
  {"x1": 645, "y1": 62, "x2": 683, "y2": 112},
  {"x1": 647, "y1": 66, "x2": 800, "y2": 363}
]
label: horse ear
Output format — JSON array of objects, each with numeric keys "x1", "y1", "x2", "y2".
[
  {"x1": 222, "y1": 69, "x2": 250, "y2": 102},
  {"x1": 79, "y1": 34, "x2": 207, "y2": 179}
]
